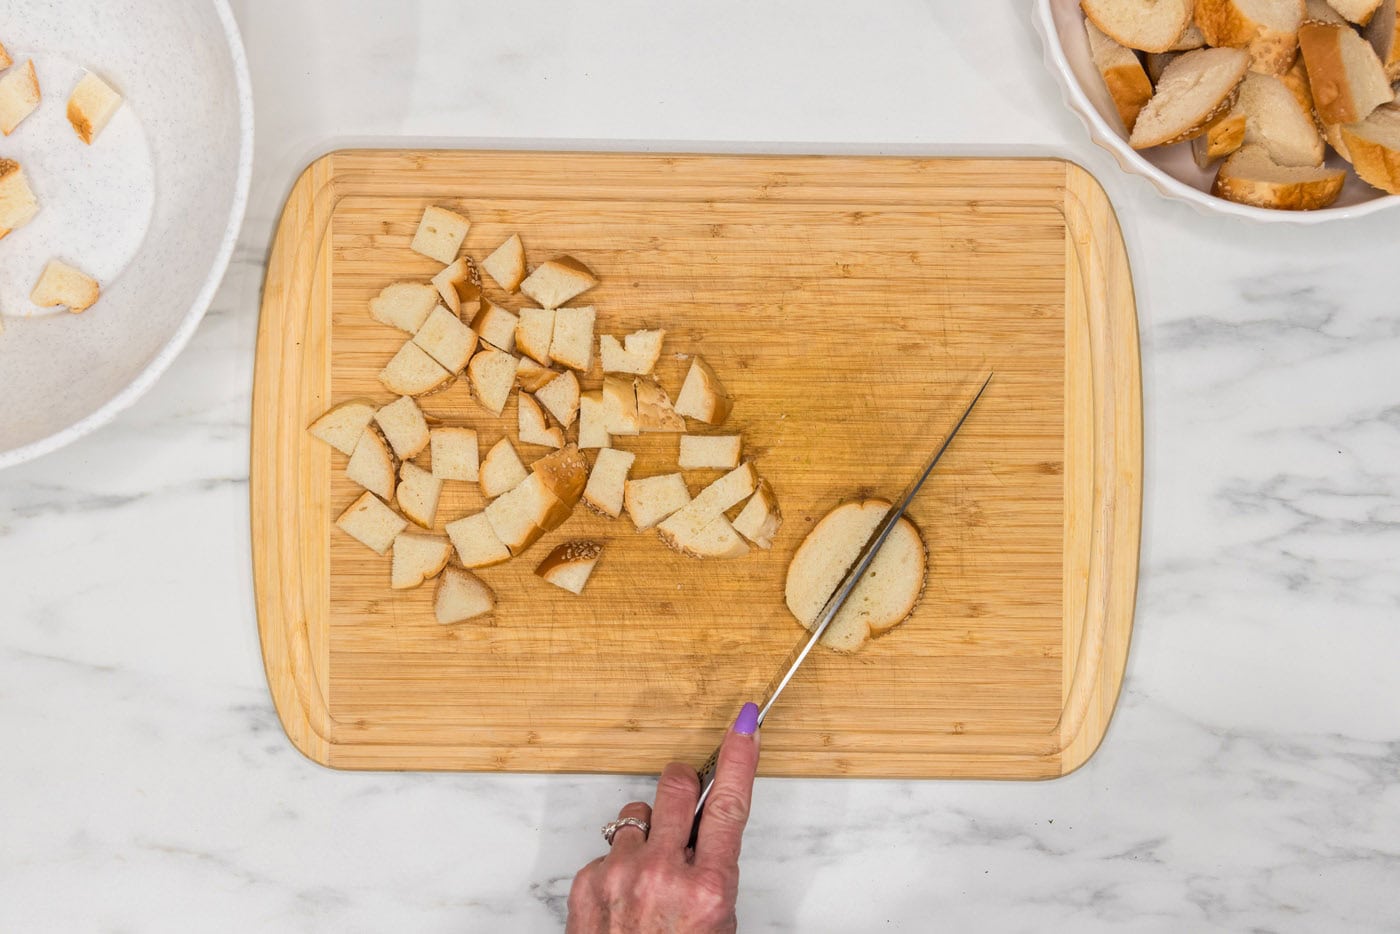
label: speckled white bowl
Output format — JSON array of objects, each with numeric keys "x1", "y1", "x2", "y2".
[
  {"x1": 0, "y1": 0, "x2": 252, "y2": 468},
  {"x1": 1035, "y1": 0, "x2": 1400, "y2": 222}
]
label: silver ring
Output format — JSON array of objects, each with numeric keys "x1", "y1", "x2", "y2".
[{"x1": 602, "y1": 817, "x2": 650, "y2": 845}]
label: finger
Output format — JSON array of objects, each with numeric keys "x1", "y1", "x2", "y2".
[
  {"x1": 695, "y1": 702, "x2": 761, "y2": 870},
  {"x1": 648, "y1": 761, "x2": 701, "y2": 849},
  {"x1": 606, "y1": 801, "x2": 653, "y2": 854},
  {"x1": 565, "y1": 857, "x2": 606, "y2": 934}
]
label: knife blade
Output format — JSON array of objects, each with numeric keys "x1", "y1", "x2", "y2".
[{"x1": 687, "y1": 372, "x2": 993, "y2": 845}]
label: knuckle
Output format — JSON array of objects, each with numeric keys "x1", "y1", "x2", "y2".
[
  {"x1": 704, "y1": 789, "x2": 751, "y2": 827},
  {"x1": 656, "y1": 764, "x2": 700, "y2": 799}
]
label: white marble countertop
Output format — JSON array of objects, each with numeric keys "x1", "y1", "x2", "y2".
[{"x1": 4, "y1": 2, "x2": 1399, "y2": 931}]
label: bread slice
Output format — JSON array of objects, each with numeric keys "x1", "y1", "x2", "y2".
[
  {"x1": 413, "y1": 304, "x2": 478, "y2": 372},
  {"x1": 664, "y1": 515, "x2": 750, "y2": 559},
  {"x1": 534, "y1": 369, "x2": 580, "y2": 428},
  {"x1": 634, "y1": 378, "x2": 687, "y2": 432},
  {"x1": 518, "y1": 392, "x2": 565, "y2": 449},
  {"x1": 1340, "y1": 93, "x2": 1400, "y2": 191},
  {"x1": 535, "y1": 540, "x2": 603, "y2": 594},
  {"x1": 380, "y1": 341, "x2": 453, "y2": 396},
  {"x1": 520, "y1": 256, "x2": 597, "y2": 309},
  {"x1": 471, "y1": 300, "x2": 519, "y2": 353},
  {"x1": 397, "y1": 461, "x2": 444, "y2": 528},
  {"x1": 31, "y1": 260, "x2": 100, "y2": 313},
  {"x1": 0, "y1": 158, "x2": 39, "y2": 236},
  {"x1": 1086, "y1": 19, "x2": 1156, "y2": 130},
  {"x1": 346, "y1": 427, "x2": 397, "y2": 500},
  {"x1": 336, "y1": 491, "x2": 408, "y2": 555},
  {"x1": 549, "y1": 306, "x2": 596, "y2": 371},
  {"x1": 370, "y1": 282, "x2": 439, "y2": 334},
  {"x1": 1328, "y1": 0, "x2": 1382, "y2": 22},
  {"x1": 1081, "y1": 0, "x2": 1194, "y2": 52},
  {"x1": 1145, "y1": 51, "x2": 1183, "y2": 82},
  {"x1": 602, "y1": 376, "x2": 640, "y2": 436},
  {"x1": 1367, "y1": 0, "x2": 1400, "y2": 80},
  {"x1": 578, "y1": 389, "x2": 611, "y2": 449},
  {"x1": 516, "y1": 356, "x2": 559, "y2": 393},
  {"x1": 624, "y1": 473, "x2": 691, "y2": 530},
  {"x1": 655, "y1": 463, "x2": 758, "y2": 548},
  {"x1": 411, "y1": 205, "x2": 470, "y2": 264},
  {"x1": 1130, "y1": 46, "x2": 1250, "y2": 147},
  {"x1": 1237, "y1": 71, "x2": 1326, "y2": 164},
  {"x1": 1305, "y1": 0, "x2": 1348, "y2": 21},
  {"x1": 466, "y1": 347, "x2": 517, "y2": 415},
  {"x1": 1196, "y1": 0, "x2": 1305, "y2": 73},
  {"x1": 678, "y1": 434, "x2": 742, "y2": 470},
  {"x1": 391, "y1": 532, "x2": 452, "y2": 590},
  {"x1": 1212, "y1": 143, "x2": 1346, "y2": 206},
  {"x1": 374, "y1": 395, "x2": 430, "y2": 459},
  {"x1": 0, "y1": 60, "x2": 40, "y2": 135},
  {"x1": 430, "y1": 258, "x2": 481, "y2": 317},
  {"x1": 515, "y1": 308, "x2": 555, "y2": 365},
  {"x1": 1191, "y1": 108, "x2": 1248, "y2": 164},
  {"x1": 732, "y1": 479, "x2": 782, "y2": 549},
  {"x1": 1173, "y1": 20, "x2": 1211, "y2": 46},
  {"x1": 583, "y1": 447, "x2": 636, "y2": 518},
  {"x1": 784, "y1": 499, "x2": 927, "y2": 652},
  {"x1": 445, "y1": 512, "x2": 511, "y2": 568},
  {"x1": 600, "y1": 329, "x2": 667, "y2": 375},
  {"x1": 67, "y1": 72, "x2": 123, "y2": 144},
  {"x1": 483, "y1": 472, "x2": 572, "y2": 555},
  {"x1": 308, "y1": 398, "x2": 377, "y2": 455},
  {"x1": 430, "y1": 426, "x2": 478, "y2": 481},
  {"x1": 479, "y1": 437, "x2": 529, "y2": 498},
  {"x1": 482, "y1": 233, "x2": 526, "y2": 292},
  {"x1": 434, "y1": 566, "x2": 495, "y2": 624},
  {"x1": 1299, "y1": 21, "x2": 1393, "y2": 123},
  {"x1": 673, "y1": 357, "x2": 734, "y2": 425},
  {"x1": 531, "y1": 444, "x2": 589, "y2": 506}
]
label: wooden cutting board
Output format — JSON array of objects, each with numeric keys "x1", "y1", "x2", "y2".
[{"x1": 252, "y1": 150, "x2": 1141, "y2": 779}]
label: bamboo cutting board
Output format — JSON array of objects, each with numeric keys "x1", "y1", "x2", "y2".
[{"x1": 252, "y1": 150, "x2": 1141, "y2": 779}]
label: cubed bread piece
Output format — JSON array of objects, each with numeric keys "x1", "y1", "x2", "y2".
[
  {"x1": 1299, "y1": 21, "x2": 1393, "y2": 123},
  {"x1": 678, "y1": 434, "x2": 742, "y2": 470},
  {"x1": 1340, "y1": 93, "x2": 1400, "y2": 192},
  {"x1": 370, "y1": 282, "x2": 439, "y2": 333},
  {"x1": 1212, "y1": 143, "x2": 1346, "y2": 207},
  {"x1": 479, "y1": 437, "x2": 529, "y2": 498},
  {"x1": 583, "y1": 447, "x2": 636, "y2": 518},
  {"x1": 515, "y1": 308, "x2": 555, "y2": 365},
  {"x1": 391, "y1": 532, "x2": 453, "y2": 590},
  {"x1": 467, "y1": 347, "x2": 517, "y2": 415},
  {"x1": 471, "y1": 300, "x2": 518, "y2": 353},
  {"x1": 67, "y1": 72, "x2": 123, "y2": 144},
  {"x1": 657, "y1": 463, "x2": 758, "y2": 541},
  {"x1": 430, "y1": 427, "x2": 479, "y2": 481},
  {"x1": 397, "y1": 461, "x2": 444, "y2": 528},
  {"x1": 445, "y1": 512, "x2": 512, "y2": 568},
  {"x1": 1129, "y1": 46, "x2": 1250, "y2": 148},
  {"x1": 578, "y1": 390, "x2": 611, "y2": 449},
  {"x1": 603, "y1": 376, "x2": 640, "y2": 436},
  {"x1": 624, "y1": 473, "x2": 691, "y2": 530},
  {"x1": 346, "y1": 427, "x2": 397, "y2": 500},
  {"x1": 413, "y1": 304, "x2": 478, "y2": 372},
  {"x1": 1368, "y1": 0, "x2": 1400, "y2": 81},
  {"x1": 336, "y1": 491, "x2": 408, "y2": 555},
  {"x1": 661, "y1": 515, "x2": 750, "y2": 560},
  {"x1": 599, "y1": 329, "x2": 666, "y2": 375},
  {"x1": 530, "y1": 444, "x2": 589, "y2": 506},
  {"x1": 374, "y1": 395, "x2": 430, "y2": 459},
  {"x1": 636, "y1": 379, "x2": 687, "y2": 432},
  {"x1": 31, "y1": 260, "x2": 100, "y2": 313},
  {"x1": 1081, "y1": 0, "x2": 1194, "y2": 52},
  {"x1": 0, "y1": 158, "x2": 39, "y2": 235},
  {"x1": 435, "y1": 567, "x2": 496, "y2": 624},
  {"x1": 1195, "y1": 0, "x2": 1305, "y2": 74},
  {"x1": 380, "y1": 341, "x2": 453, "y2": 396},
  {"x1": 1237, "y1": 71, "x2": 1325, "y2": 165},
  {"x1": 536, "y1": 541, "x2": 603, "y2": 595},
  {"x1": 549, "y1": 306, "x2": 596, "y2": 371},
  {"x1": 431, "y1": 258, "x2": 482, "y2": 317},
  {"x1": 308, "y1": 398, "x2": 378, "y2": 455},
  {"x1": 518, "y1": 392, "x2": 565, "y2": 449},
  {"x1": 1191, "y1": 108, "x2": 1248, "y2": 166},
  {"x1": 411, "y1": 205, "x2": 470, "y2": 264},
  {"x1": 733, "y1": 479, "x2": 782, "y2": 549},
  {"x1": 0, "y1": 60, "x2": 40, "y2": 135},
  {"x1": 481, "y1": 233, "x2": 526, "y2": 292},
  {"x1": 520, "y1": 255, "x2": 597, "y2": 308},
  {"x1": 516, "y1": 356, "x2": 559, "y2": 393},
  {"x1": 484, "y1": 472, "x2": 572, "y2": 555},
  {"x1": 1085, "y1": 19, "x2": 1155, "y2": 130},
  {"x1": 1327, "y1": 0, "x2": 1382, "y2": 24},
  {"x1": 673, "y1": 357, "x2": 734, "y2": 425},
  {"x1": 534, "y1": 369, "x2": 580, "y2": 427}
]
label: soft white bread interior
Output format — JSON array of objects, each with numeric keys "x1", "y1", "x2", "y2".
[
  {"x1": 481, "y1": 233, "x2": 526, "y2": 293},
  {"x1": 1305, "y1": 0, "x2": 1348, "y2": 22},
  {"x1": 1212, "y1": 142, "x2": 1346, "y2": 206},
  {"x1": 656, "y1": 463, "x2": 757, "y2": 547},
  {"x1": 665, "y1": 515, "x2": 750, "y2": 559},
  {"x1": 0, "y1": 60, "x2": 40, "y2": 136},
  {"x1": 1081, "y1": 0, "x2": 1194, "y2": 52},
  {"x1": 602, "y1": 376, "x2": 640, "y2": 436},
  {"x1": 1145, "y1": 50, "x2": 1183, "y2": 82},
  {"x1": 396, "y1": 461, "x2": 444, "y2": 528},
  {"x1": 0, "y1": 158, "x2": 39, "y2": 235},
  {"x1": 1191, "y1": 108, "x2": 1248, "y2": 165},
  {"x1": 636, "y1": 378, "x2": 687, "y2": 432},
  {"x1": 413, "y1": 304, "x2": 478, "y2": 372},
  {"x1": 379, "y1": 341, "x2": 454, "y2": 396},
  {"x1": 467, "y1": 347, "x2": 518, "y2": 416},
  {"x1": 430, "y1": 426, "x2": 479, "y2": 481},
  {"x1": 336, "y1": 491, "x2": 408, "y2": 555},
  {"x1": 518, "y1": 392, "x2": 565, "y2": 449},
  {"x1": 520, "y1": 255, "x2": 597, "y2": 308},
  {"x1": 583, "y1": 447, "x2": 636, "y2": 518},
  {"x1": 1299, "y1": 20, "x2": 1393, "y2": 123},
  {"x1": 732, "y1": 479, "x2": 782, "y2": 549},
  {"x1": 534, "y1": 370, "x2": 580, "y2": 428},
  {"x1": 411, "y1": 205, "x2": 470, "y2": 264},
  {"x1": 308, "y1": 398, "x2": 377, "y2": 455},
  {"x1": 391, "y1": 532, "x2": 452, "y2": 590},
  {"x1": 1341, "y1": 92, "x2": 1400, "y2": 191},
  {"x1": 535, "y1": 541, "x2": 603, "y2": 595},
  {"x1": 530, "y1": 444, "x2": 589, "y2": 507},
  {"x1": 434, "y1": 566, "x2": 495, "y2": 624},
  {"x1": 600, "y1": 329, "x2": 666, "y2": 375},
  {"x1": 32, "y1": 260, "x2": 100, "y2": 313},
  {"x1": 67, "y1": 72, "x2": 123, "y2": 144},
  {"x1": 430, "y1": 258, "x2": 477, "y2": 316},
  {"x1": 471, "y1": 300, "x2": 519, "y2": 353},
  {"x1": 515, "y1": 356, "x2": 559, "y2": 393},
  {"x1": 515, "y1": 308, "x2": 556, "y2": 365},
  {"x1": 479, "y1": 437, "x2": 529, "y2": 498},
  {"x1": 1195, "y1": 0, "x2": 1305, "y2": 74},
  {"x1": 673, "y1": 357, "x2": 734, "y2": 425},
  {"x1": 445, "y1": 512, "x2": 512, "y2": 568},
  {"x1": 1086, "y1": 19, "x2": 1156, "y2": 130},
  {"x1": 369, "y1": 282, "x2": 439, "y2": 334},
  {"x1": 1367, "y1": 0, "x2": 1400, "y2": 80},
  {"x1": 624, "y1": 473, "x2": 691, "y2": 530},
  {"x1": 549, "y1": 306, "x2": 596, "y2": 371},
  {"x1": 1328, "y1": 0, "x2": 1382, "y2": 23},
  {"x1": 483, "y1": 472, "x2": 572, "y2": 555},
  {"x1": 678, "y1": 434, "x2": 742, "y2": 470},
  {"x1": 578, "y1": 389, "x2": 611, "y2": 449},
  {"x1": 1130, "y1": 46, "x2": 1250, "y2": 148},
  {"x1": 346, "y1": 427, "x2": 397, "y2": 500},
  {"x1": 1238, "y1": 71, "x2": 1326, "y2": 164},
  {"x1": 784, "y1": 499, "x2": 927, "y2": 652},
  {"x1": 374, "y1": 395, "x2": 430, "y2": 459}
]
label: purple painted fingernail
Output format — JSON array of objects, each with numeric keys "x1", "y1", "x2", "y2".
[{"x1": 734, "y1": 702, "x2": 759, "y2": 736}]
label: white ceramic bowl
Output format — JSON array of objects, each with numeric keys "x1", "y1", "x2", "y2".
[
  {"x1": 0, "y1": 0, "x2": 252, "y2": 468},
  {"x1": 1034, "y1": 0, "x2": 1400, "y2": 222}
]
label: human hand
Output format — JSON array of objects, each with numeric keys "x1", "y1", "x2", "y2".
[{"x1": 566, "y1": 702, "x2": 761, "y2": 934}]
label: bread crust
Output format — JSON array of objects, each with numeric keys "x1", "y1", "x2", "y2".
[
  {"x1": 1103, "y1": 59, "x2": 1156, "y2": 130},
  {"x1": 1298, "y1": 22, "x2": 1389, "y2": 123},
  {"x1": 1341, "y1": 121, "x2": 1400, "y2": 192},
  {"x1": 1082, "y1": 0, "x2": 1194, "y2": 53},
  {"x1": 1211, "y1": 147, "x2": 1346, "y2": 207},
  {"x1": 1195, "y1": 0, "x2": 1303, "y2": 73}
]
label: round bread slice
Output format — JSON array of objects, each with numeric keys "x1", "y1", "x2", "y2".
[
  {"x1": 784, "y1": 500, "x2": 927, "y2": 653},
  {"x1": 1081, "y1": 0, "x2": 1194, "y2": 53},
  {"x1": 1130, "y1": 47, "x2": 1251, "y2": 148},
  {"x1": 1340, "y1": 94, "x2": 1400, "y2": 192},
  {"x1": 1211, "y1": 143, "x2": 1346, "y2": 207}
]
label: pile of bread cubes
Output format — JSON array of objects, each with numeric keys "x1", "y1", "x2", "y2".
[
  {"x1": 0, "y1": 39, "x2": 123, "y2": 319},
  {"x1": 308, "y1": 205, "x2": 782, "y2": 626},
  {"x1": 1081, "y1": 0, "x2": 1400, "y2": 209}
]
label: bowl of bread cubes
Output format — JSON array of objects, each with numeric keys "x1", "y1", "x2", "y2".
[
  {"x1": 1036, "y1": 0, "x2": 1400, "y2": 220},
  {"x1": 0, "y1": 0, "x2": 253, "y2": 467}
]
